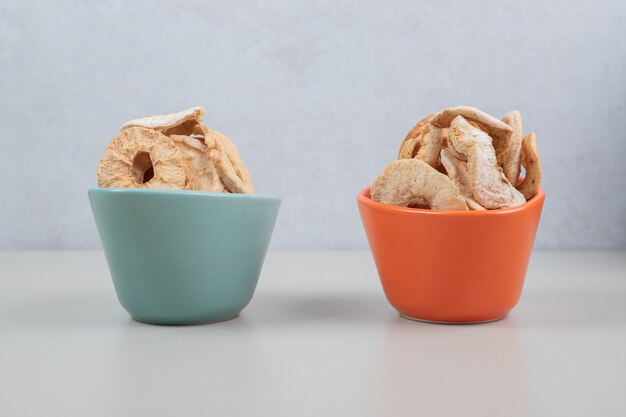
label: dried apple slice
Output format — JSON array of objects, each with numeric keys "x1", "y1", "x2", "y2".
[
  {"x1": 517, "y1": 132, "x2": 542, "y2": 200},
  {"x1": 448, "y1": 116, "x2": 526, "y2": 209},
  {"x1": 169, "y1": 135, "x2": 224, "y2": 192},
  {"x1": 499, "y1": 110, "x2": 524, "y2": 184},
  {"x1": 371, "y1": 158, "x2": 468, "y2": 210},
  {"x1": 121, "y1": 107, "x2": 205, "y2": 136},
  {"x1": 97, "y1": 127, "x2": 186, "y2": 190},
  {"x1": 440, "y1": 148, "x2": 485, "y2": 210},
  {"x1": 430, "y1": 106, "x2": 513, "y2": 156},
  {"x1": 196, "y1": 125, "x2": 255, "y2": 194}
]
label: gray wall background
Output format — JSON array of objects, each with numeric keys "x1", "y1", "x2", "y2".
[{"x1": 1, "y1": 0, "x2": 625, "y2": 250}]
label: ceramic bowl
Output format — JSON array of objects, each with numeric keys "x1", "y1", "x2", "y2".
[
  {"x1": 357, "y1": 187, "x2": 544, "y2": 323},
  {"x1": 89, "y1": 188, "x2": 280, "y2": 325}
]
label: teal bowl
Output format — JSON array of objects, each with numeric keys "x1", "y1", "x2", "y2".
[{"x1": 88, "y1": 188, "x2": 280, "y2": 325}]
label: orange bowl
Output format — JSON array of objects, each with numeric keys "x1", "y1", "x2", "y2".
[{"x1": 357, "y1": 187, "x2": 545, "y2": 323}]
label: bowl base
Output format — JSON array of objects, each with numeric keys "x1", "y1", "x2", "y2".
[
  {"x1": 400, "y1": 313, "x2": 507, "y2": 325},
  {"x1": 131, "y1": 313, "x2": 239, "y2": 326}
]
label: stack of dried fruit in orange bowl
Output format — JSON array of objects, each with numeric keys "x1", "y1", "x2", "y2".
[
  {"x1": 371, "y1": 106, "x2": 542, "y2": 210},
  {"x1": 97, "y1": 106, "x2": 254, "y2": 194}
]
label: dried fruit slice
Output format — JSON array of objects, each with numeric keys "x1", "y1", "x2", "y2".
[
  {"x1": 442, "y1": 130, "x2": 466, "y2": 161},
  {"x1": 517, "y1": 132, "x2": 542, "y2": 200},
  {"x1": 97, "y1": 127, "x2": 186, "y2": 189},
  {"x1": 398, "y1": 115, "x2": 443, "y2": 168},
  {"x1": 371, "y1": 159, "x2": 468, "y2": 210},
  {"x1": 169, "y1": 135, "x2": 224, "y2": 192},
  {"x1": 448, "y1": 116, "x2": 526, "y2": 209},
  {"x1": 430, "y1": 106, "x2": 513, "y2": 156},
  {"x1": 440, "y1": 148, "x2": 485, "y2": 210},
  {"x1": 121, "y1": 107, "x2": 205, "y2": 136},
  {"x1": 197, "y1": 125, "x2": 255, "y2": 194},
  {"x1": 398, "y1": 114, "x2": 432, "y2": 159},
  {"x1": 399, "y1": 115, "x2": 433, "y2": 153},
  {"x1": 499, "y1": 110, "x2": 524, "y2": 184},
  {"x1": 214, "y1": 131, "x2": 254, "y2": 191}
]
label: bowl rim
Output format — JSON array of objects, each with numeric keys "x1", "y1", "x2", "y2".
[
  {"x1": 357, "y1": 186, "x2": 544, "y2": 216},
  {"x1": 88, "y1": 188, "x2": 280, "y2": 203}
]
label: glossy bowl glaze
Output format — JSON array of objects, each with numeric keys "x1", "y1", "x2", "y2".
[
  {"x1": 357, "y1": 187, "x2": 544, "y2": 323},
  {"x1": 89, "y1": 188, "x2": 280, "y2": 325}
]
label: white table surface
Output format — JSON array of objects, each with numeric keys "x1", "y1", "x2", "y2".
[{"x1": 1, "y1": 250, "x2": 625, "y2": 417}]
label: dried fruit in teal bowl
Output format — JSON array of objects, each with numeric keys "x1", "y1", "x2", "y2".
[{"x1": 88, "y1": 188, "x2": 280, "y2": 325}]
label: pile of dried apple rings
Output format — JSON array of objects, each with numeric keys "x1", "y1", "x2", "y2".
[{"x1": 371, "y1": 106, "x2": 541, "y2": 210}]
